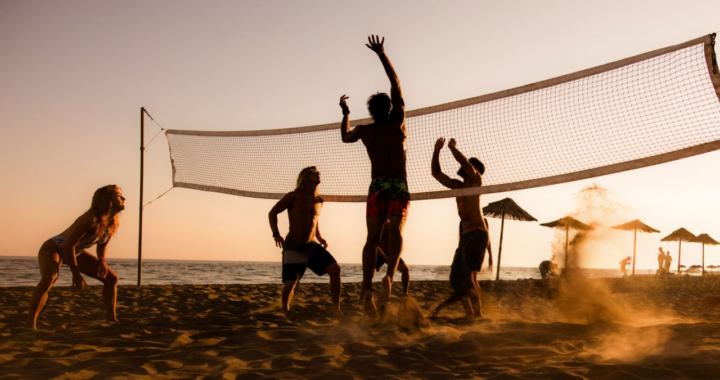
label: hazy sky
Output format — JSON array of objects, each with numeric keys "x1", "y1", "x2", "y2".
[{"x1": 2, "y1": 1, "x2": 720, "y2": 272}]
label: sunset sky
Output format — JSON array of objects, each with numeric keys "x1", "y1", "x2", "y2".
[{"x1": 2, "y1": 0, "x2": 720, "y2": 272}]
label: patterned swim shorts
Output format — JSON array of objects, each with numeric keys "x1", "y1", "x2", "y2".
[{"x1": 366, "y1": 177, "x2": 410, "y2": 218}]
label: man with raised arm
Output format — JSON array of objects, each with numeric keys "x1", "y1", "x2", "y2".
[
  {"x1": 338, "y1": 35, "x2": 408, "y2": 317},
  {"x1": 431, "y1": 138, "x2": 488, "y2": 318},
  {"x1": 268, "y1": 166, "x2": 343, "y2": 316}
]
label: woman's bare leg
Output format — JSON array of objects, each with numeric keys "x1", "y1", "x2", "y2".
[
  {"x1": 27, "y1": 242, "x2": 62, "y2": 329},
  {"x1": 77, "y1": 252, "x2": 119, "y2": 322}
]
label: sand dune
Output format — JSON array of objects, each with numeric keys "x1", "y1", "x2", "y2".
[{"x1": 2, "y1": 277, "x2": 720, "y2": 379}]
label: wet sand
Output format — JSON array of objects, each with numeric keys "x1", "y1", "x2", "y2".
[{"x1": 2, "y1": 277, "x2": 720, "y2": 379}]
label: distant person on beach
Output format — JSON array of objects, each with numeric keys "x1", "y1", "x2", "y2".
[
  {"x1": 657, "y1": 247, "x2": 666, "y2": 275},
  {"x1": 268, "y1": 166, "x2": 343, "y2": 316},
  {"x1": 375, "y1": 217, "x2": 411, "y2": 295},
  {"x1": 539, "y1": 260, "x2": 558, "y2": 279},
  {"x1": 339, "y1": 35, "x2": 408, "y2": 317},
  {"x1": 27, "y1": 185, "x2": 125, "y2": 329},
  {"x1": 664, "y1": 251, "x2": 673, "y2": 275},
  {"x1": 620, "y1": 256, "x2": 631, "y2": 277},
  {"x1": 431, "y1": 137, "x2": 488, "y2": 318}
]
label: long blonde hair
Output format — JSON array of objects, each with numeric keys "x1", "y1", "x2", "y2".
[
  {"x1": 90, "y1": 185, "x2": 121, "y2": 239},
  {"x1": 295, "y1": 166, "x2": 318, "y2": 190}
]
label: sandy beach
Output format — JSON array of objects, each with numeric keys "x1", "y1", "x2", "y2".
[{"x1": 2, "y1": 276, "x2": 720, "y2": 379}]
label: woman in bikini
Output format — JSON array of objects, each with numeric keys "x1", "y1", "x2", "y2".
[{"x1": 27, "y1": 185, "x2": 125, "y2": 329}]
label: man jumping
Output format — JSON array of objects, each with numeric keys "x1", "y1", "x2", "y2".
[
  {"x1": 339, "y1": 35, "x2": 408, "y2": 318},
  {"x1": 431, "y1": 138, "x2": 488, "y2": 318}
]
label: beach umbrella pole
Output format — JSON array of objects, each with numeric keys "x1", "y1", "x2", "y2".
[
  {"x1": 678, "y1": 241, "x2": 682, "y2": 275},
  {"x1": 632, "y1": 228, "x2": 637, "y2": 276},
  {"x1": 702, "y1": 243, "x2": 705, "y2": 277},
  {"x1": 564, "y1": 226, "x2": 569, "y2": 270},
  {"x1": 138, "y1": 107, "x2": 145, "y2": 287},
  {"x1": 495, "y1": 212, "x2": 506, "y2": 281}
]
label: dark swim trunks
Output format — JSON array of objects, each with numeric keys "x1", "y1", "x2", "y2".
[
  {"x1": 282, "y1": 239, "x2": 337, "y2": 282},
  {"x1": 375, "y1": 255, "x2": 406, "y2": 271},
  {"x1": 366, "y1": 177, "x2": 410, "y2": 218},
  {"x1": 449, "y1": 229, "x2": 489, "y2": 292}
]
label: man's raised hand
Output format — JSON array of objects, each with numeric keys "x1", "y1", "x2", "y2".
[
  {"x1": 448, "y1": 138, "x2": 457, "y2": 149},
  {"x1": 434, "y1": 137, "x2": 446, "y2": 151},
  {"x1": 339, "y1": 95, "x2": 350, "y2": 115},
  {"x1": 366, "y1": 35, "x2": 385, "y2": 55}
]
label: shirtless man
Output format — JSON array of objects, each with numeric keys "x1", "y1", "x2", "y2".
[
  {"x1": 431, "y1": 137, "x2": 488, "y2": 318},
  {"x1": 339, "y1": 35, "x2": 408, "y2": 317},
  {"x1": 664, "y1": 251, "x2": 673, "y2": 275},
  {"x1": 268, "y1": 166, "x2": 342, "y2": 315},
  {"x1": 657, "y1": 247, "x2": 666, "y2": 275}
]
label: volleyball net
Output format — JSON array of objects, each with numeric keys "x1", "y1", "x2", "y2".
[{"x1": 165, "y1": 34, "x2": 720, "y2": 202}]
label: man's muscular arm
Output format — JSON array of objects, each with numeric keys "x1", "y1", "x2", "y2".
[
  {"x1": 366, "y1": 35, "x2": 404, "y2": 110},
  {"x1": 268, "y1": 192, "x2": 294, "y2": 248},
  {"x1": 448, "y1": 138, "x2": 481, "y2": 183},
  {"x1": 432, "y1": 138, "x2": 462, "y2": 189},
  {"x1": 339, "y1": 95, "x2": 364, "y2": 143}
]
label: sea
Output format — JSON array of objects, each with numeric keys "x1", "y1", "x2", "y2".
[{"x1": 0, "y1": 256, "x2": 642, "y2": 288}]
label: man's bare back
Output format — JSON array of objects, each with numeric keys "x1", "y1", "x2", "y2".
[{"x1": 339, "y1": 35, "x2": 409, "y2": 317}]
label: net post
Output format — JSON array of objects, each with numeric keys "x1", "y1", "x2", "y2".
[{"x1": 138, "y1": 107, "x2": 145, "y2": 287}]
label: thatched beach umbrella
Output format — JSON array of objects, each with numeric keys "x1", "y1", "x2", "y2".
[
  {"x1": 483, "y1": 198, "x2": 537, "y2": 280},
  {"x1": 540, "y1": 216, "x2": 594, "y2": 270},
  {"x1": 661, "y1": 228, "x2": 696, "y2": 274},
  {"x1": 689, "y1": 233, "x2": 720, "y2": 276},
  {"x1": 611, "y1": 219, "x2": 660, "y2": 276}
]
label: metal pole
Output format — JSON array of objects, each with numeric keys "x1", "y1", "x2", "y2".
[
  {"x1": 564, "y1": 226, "x2": 569, "y2": 270},
  {"x1": 495, "y1": 213, "x2": 506, "y2": 281},
  {"x1": 632, "y1": 229, "x2": 637, "y2": 276},
  {"x1": 138, "y1": 107, "x2": 145, "y2": 286}
]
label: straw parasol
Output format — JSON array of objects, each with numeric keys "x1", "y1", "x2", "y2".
[
  {"x1": 483, "y1": 198, "x2": 537, "y2": 280},
  {"x1": 540, "y1": 216, "x2": 594, "y2": 270},
  {"x1": 611, "y1": 219, "x2": 660, "y2": 276},
  {"x1": 688, "y1": 233, "x2": 720, "y2": 276},
  {"x1": 661, "y1": 228, "x2": 696, "y2": 274}
]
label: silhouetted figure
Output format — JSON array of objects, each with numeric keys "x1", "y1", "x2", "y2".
[
  {"x1": 656, "y1": 247, "x2": 666, "y2": 275},
  {"x1": 268, "y1": 167, "x2": 342, "y2": 316},
  {"x1": 339, "y1": 35, "x2": 408, "y2": 318},
  {"x1": 27, "y1": 185, "x2": 125, "y2": 329},
  {"x1": 620, "y1": 256, "x2": 631, "y2": 277},
  {"x1": 431, "y1": 138, "x2": 488, "y2": 319}
]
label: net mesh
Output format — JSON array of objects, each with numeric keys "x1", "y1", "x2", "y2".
[{"x1": 166, "y1": 35, "x2": 720, "y2": 202}]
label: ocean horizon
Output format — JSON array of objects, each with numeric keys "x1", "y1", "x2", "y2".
[{"x1": 0, "y1": 256, "x2": 675, "y2": 288}]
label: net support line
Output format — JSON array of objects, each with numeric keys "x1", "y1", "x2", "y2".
[
  {"x1": 169, "y1": 35, "x2": 712, "y2": 138},
  {"x1": 165, "y1": 33, "x2": 720, "y2": 202}
]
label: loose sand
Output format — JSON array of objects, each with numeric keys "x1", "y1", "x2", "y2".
[{"x1": 2, "y1": 276, "x2": 720, "y2": 379}]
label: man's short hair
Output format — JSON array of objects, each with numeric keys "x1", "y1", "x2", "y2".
[
  {"x1": 457, "y1": 157, "x2": 485, "y2": 178},
  {"x1": 367, "y1": 92, "x2": 391, "y2": 122}
]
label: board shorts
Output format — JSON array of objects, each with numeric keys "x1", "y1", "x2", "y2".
[
  {"x1": 366, "y1": 176, "x2": 410, "y2": 218},
  {"x1": 449, "y1": 229, "x2": 489, "y2": 292},
  {"x1": 282, "y1": 239, "x2": 338, "y2": 282},
  {"x1": 375, "y1": 255, "x2": 406, "y2": 271}
]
